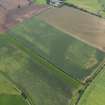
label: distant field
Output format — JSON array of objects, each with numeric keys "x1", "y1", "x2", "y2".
[
  {"x1": 33, "y1": 0, "x2": 46, "y2": 4},
  {"x1": 0, "y1": 2, "x2": 105, "y2": 105},
  {"x1": 65, "y1": 0, "x2": 105, "y2": 17},
  {"x1": 78, "y1": 67, "x2": 105, "y2": 105},
  {"x1": 8, "y1": 16, "x2": 105, "y2": 80},
  {"x1": 0, "y1": 36, "x2": 78, "y2": 105}
]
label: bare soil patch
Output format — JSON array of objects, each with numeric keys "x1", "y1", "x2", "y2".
[
  {"x1": 38, "y1": 6, "x2": 105, "y2": 52},
  {"x1": 0, "y1": 0, "x2": 48, "y2": 32},
  {"x1": 0, "y1": 0, "x2": 29, "y2": 10}
]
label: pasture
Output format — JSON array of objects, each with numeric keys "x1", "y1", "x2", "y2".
[
  {"x1": 78, "y1": 67, "x2": 105, "y2": 105},
  {"x1": 0, "y1": 35, "x2": 78, "y2": 105},
  {"x1": 0, "y1": 72, "x2": 19, "y2": 95},
  {"x1": 0, "y1": 95, "x2": 28, "y2": 105},
  {"x1": 8, "y1": 16, "x2": 105, "y2": 80}
]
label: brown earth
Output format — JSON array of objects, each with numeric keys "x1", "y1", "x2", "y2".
[
  {"x1": 5, "y1": 4, "x2": 49, "y2": 30},
  {"x1": 38, "y1": 6, "x2": 105, "y2": 52},
  {"x1": 0, "y1": 0, "x2": 48, "y2": 32},
  {"x1": 0, "y1": 7, "x2": 7, "y2": 32},
  {"x1": 0, "y1": 0, "x2": 29, "y2": 10}
]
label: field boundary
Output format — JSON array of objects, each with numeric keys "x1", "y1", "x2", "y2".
[
  {"x1": 7, "y1": 33, "x2": 105, "y2": 105},
  {"x1": 1, "y1": 35, "x2": 81, "y2": 105},
  {"x1": 74, "y1": 58, "x2": 105, "y2": 105},
  {"x1": 64, "y1": 3, "x2": 104, "y2": 19},
  {"x1": 0, "y1": 71, "x2": 34, "y2": 105}
]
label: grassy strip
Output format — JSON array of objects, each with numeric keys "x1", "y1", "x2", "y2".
[
  {"x1": 33, "y1": 0, "x2": 46, "y2": 4},
  {"x1": 8, "y1": 16, "x2": 105, "y2": 81},
  {"x1": 64, "y1": 3, "x2": 102, "y2": 18},
  {"x1": 65, "y1": 0, "x2": 105, "y2": 18}
]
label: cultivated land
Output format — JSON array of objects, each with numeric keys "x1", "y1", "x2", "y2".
[
  {"x1": 78, "y1": 67, "x2": 105, "y2": 105},
  {"x1": 8, "y1": 16, "x2": 105, "y2": 81},
  {"x1": 65, "y1": 0, "x2": 105, "y2": 17},
  {"x1": 0, "y1": 35, "x2": 79, "y2": 105},
  {"x1": 0, "y1": 73, "x2": 19, "y2": 95},
  {"x1": 0, "y1": 1, "x2": 105, "y2": 105},
  {"x1": 38, "y1": 6, "x2": 105, "y2": 52}
]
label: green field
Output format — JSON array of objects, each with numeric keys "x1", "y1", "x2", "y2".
[
  {"x1": 0, "y1": 0, "x2": 104, "y2": 104},
  {"x1": 8, "y1": 16, "x2": 105, "y2": 80},
  {"x1": 0, "y1": 95, "x2": 27, "y2": 105},
  {"x1": 78, "y1": 67, "x2": 105, "y2": 105},
  {"x1": 0, "y1": 67, "x2": 28, "y2": 105},
  {"x1": 0, "y1": 72, "x2": 19, "y2": 95},
  {"x1": 0, "y1": 35, "x2": 79, "y2": 105},
  {"x1": 65, "y1": 0, "x2": 105, "y2": 17},
  {"x1": 33, "y1": 0, "x2": 46, "y2": 4}
]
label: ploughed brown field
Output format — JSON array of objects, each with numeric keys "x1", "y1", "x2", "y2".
[{"x1": 38, "y1": 6, "x2": 105, "y2": 52}]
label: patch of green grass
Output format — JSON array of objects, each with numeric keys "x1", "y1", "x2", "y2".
[
  {"x1": 0, "y1": 95, "x2": 27, "y2": 105},
  {"x1": 0, "y1": 64, "x2": 27, "y2": 105},
  {"x1": 0, "y1": 73, "x2": 19, "y2": 95},
  {"x1": 8, "y1": 16, "x2": 105, "y2": 80},
  {"x1": 78, "y1": 67, "x2": 105, "y2": 105}
]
